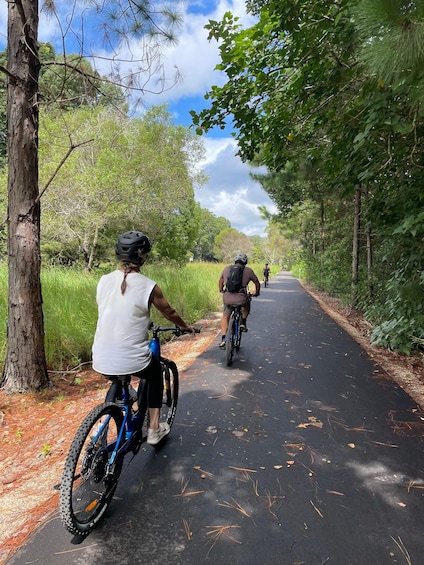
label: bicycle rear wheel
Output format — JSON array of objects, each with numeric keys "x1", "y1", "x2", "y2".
[
  {"x1": 59, "y1": 403, "x2": 124, "y2": 536},
  {"x1": 226, "y1": 315, "x2": 235, "y2": 366},
  {"x1": 159, "y1": 360, "x2": 179, "y2": 429}
]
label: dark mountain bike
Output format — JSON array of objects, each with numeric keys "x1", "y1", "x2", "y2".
[
  {"x1": 225, "y1": 304, "x2": 243, "y2": 366},
  {"x1": 59, "y1": 324, "x2": 198, "y2": 537}
]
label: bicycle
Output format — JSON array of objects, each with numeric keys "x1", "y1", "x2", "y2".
[
  {"x1": 59, "y1": 324, "x2": 198, "y2": 537},
  {"x1": 225, "y1": 303, "x2": 244, "y2": 366}
]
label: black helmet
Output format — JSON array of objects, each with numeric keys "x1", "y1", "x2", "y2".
[{"x1": 115, "y1": 231, "x2": 152, "y2": 264}]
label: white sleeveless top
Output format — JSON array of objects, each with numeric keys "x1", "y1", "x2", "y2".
[{"x1": 92, "y1": 270, "x2": 156, "y2": 375}]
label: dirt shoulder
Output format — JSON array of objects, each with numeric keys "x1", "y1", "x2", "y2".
[
  {"x1": 0, "y1": 313, "x2": 222, "y2": 564},
  {"x1": 1, "y1": 283, "x2": 423, "y2": 564}
]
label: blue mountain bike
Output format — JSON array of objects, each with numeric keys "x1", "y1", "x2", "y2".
[{"x1": 59, "y1": 324, "x2": 198, "y2": 537}]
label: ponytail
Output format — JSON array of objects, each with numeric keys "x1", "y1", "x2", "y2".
[{"x1": 120, "y1": 262, "x2": 139, "y2": 295}]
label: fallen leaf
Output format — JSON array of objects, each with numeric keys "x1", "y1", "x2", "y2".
[
  {"x1": 326, "y1": 490, "x2": 344, "y2": 496},
  {"x1": 297, "y1": 421, "x2": 323, "y2": 429},
  {"x1": 274, "y1": 465, "x2": 283, "y2": 469},
  {"x1": 310, "y1": 500, "x2": 324, "y2": 518},
  {"x1": 348, "y1": 443, "x2": 355, "y2": 449}
]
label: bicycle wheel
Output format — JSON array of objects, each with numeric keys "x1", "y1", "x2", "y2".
[
  {"x1": 226, "y1": 315, "x2": 235, "y2": 366},
  {"x1": 60, "y1": 403, "x2": 124, "y2": 536},
  {"x1": 159, "y1": 360, "x2": 179, "y2": 429}
]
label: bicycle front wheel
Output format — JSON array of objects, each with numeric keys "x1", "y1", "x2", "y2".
[
  {"x1": 59, "y1": 403, "x2": 124, "y2": 536},
  {"x1": 226, "y1": 315, "x2": 235, "y2": 366},
  {"x1": 160, "y1": 360, "x2": 179, "y2": 429}
]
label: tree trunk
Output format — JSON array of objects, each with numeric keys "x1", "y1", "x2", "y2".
[
  {"x1": 366, "y1": 222, "x2": 374, "y2": 299},
  {"x1": 351, "y1": 186, "x2": 361, "y2": 309},
  {"x1": 87, "y1": 226, "x2": 99, "y2": 272},
  {"x1": 1, "y1": 0, "x2": 49, "y2": 392}
]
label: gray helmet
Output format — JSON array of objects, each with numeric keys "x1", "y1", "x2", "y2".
[
  {"x1": 234, "y1": 253, "x2": 248, "y2": 265},
  {"x1": 115, "y1": 231, "x2": 152, "y2": 264}
]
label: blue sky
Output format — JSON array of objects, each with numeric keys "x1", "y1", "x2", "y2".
[{"x1": 0, "y1": 0, "x2": 277, "y2": 237}]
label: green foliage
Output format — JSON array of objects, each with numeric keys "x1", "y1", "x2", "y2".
[
  {"x1": 38, "y1": 105, "x2": 205, "y2": 268},
  {"x1": 190, "y1": 0, "x2": 424, "y2": 354},
  {"x1": 0, "y1": 262, "x2": 225, "y2": 372},
  {"x1": 191, "y1": 208, "x2": 231, "y2": 261},
  {"x1": 214, "y1": 228, "x2": 254, "y2": 263},
  {"x1": 353, "y1": 0, "x2": 424, "y2": 82}
]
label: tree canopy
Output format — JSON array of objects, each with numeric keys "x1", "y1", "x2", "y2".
[{"x1": 191, "y1": 0, "x2": 424, "y2": 353}]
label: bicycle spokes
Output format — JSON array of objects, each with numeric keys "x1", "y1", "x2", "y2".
[{"x1": 60, "y1": 404, "x2": 124, "y2": 536}]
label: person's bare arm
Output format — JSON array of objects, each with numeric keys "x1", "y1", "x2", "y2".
[
  {"x1": 150, "y1": 285, "x2": 194, "y2": 331},
  {"x1": 218, "y1": 274, "x2": 225, "y2": 293},
  {"x1": 254, "y1": 280, "x2": 261, "y2": 296}
]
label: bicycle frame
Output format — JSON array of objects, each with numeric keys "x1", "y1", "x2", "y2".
[
  {"x1": 226, "y1": 305, "x2": 243, "y2": 366},
  {"x1": 60, "y1": 324, "x2": 190, "y2": 537},
  {"x1": 102, "y1": 378, "x2": 149, "y2": 469}
]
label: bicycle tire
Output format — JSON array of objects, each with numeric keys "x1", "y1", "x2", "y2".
[
  {"x1": 159, "y1": 360, "x2": 179, "y2": 429},
  {"x1": 59, "y1": 402, "x2": 124, "y2": 536},
  {"x1": 226, "y1": 315, "x2": 235, "y2": 366}
]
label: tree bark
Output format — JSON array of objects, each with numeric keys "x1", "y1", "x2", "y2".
[
  {"x1": 366, "y1": 222, "x2": 374, "y2": 299},
  {"x1": 1, "y1": 0, "x2": 49, "y2": 392},
  {"x1": 351, "y1": 186, "x2": 361, "y2": 309}
]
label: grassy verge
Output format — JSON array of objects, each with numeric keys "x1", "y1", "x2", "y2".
[{"x1": 0, "y1": 262, "x2": 225, "y2": 372}]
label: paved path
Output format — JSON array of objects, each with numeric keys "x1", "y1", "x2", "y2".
[{"x1": 6, "y1": 272, "x2": 424, "y2": 564}]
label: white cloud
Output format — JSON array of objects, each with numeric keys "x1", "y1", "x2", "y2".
[
  {"x1": 1, "y1": 1, "x2": 275, "y2": 237},
  {"x1": 196, "y1": 138, "x2": 277, "y2": 237},
  {"x1": 142, "y1": 0, "x2": 257, "y2": 105}
]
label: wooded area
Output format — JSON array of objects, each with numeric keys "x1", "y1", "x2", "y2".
[
  {"x1": 192, "y1": 0, "x2": 424, "y2": 355},
  {"x1": 1, "y1": 0, "x2": 422, "y2": 392}
]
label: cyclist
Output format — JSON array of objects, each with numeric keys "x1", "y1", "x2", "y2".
[
  {"x1": 218, "y1": 253, "x2": 260, "y2": 348},
  {"x1": 92, "y1": 231, "x2": 195, "y2": 445},
  {"x1": 263, "y1": 263, "x2": 270, "y2": 285}
]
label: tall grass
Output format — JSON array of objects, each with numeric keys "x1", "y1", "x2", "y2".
[{"x1": 0, "y1": 262, "x2": 226, "y2": 372}]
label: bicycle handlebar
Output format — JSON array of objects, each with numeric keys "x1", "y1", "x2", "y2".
[{"x1": 149, "y1": 323, "x2": 200, "y2": 336}]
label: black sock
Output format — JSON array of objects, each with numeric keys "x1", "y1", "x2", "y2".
[{"x1": 242, "y1": 319, "x2": 247, "y2": 324}]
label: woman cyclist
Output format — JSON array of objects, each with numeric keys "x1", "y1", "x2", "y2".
[{"x1": 92, "y1": 231, "x2": 195, "y2": 445}]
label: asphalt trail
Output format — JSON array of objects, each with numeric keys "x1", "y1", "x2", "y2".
[{"x1": 6, "y1": 272, "x2": 424, "y2": 565}]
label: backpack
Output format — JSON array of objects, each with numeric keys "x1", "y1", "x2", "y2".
[{"x1": 225, "y1": 264, "x2": 245, "y2": 293}]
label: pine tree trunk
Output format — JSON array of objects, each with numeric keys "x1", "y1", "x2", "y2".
[
  {"x1": 1, "y1": 0, "x2": 49, "y2": 392},
  {"x1": 366, "y1": 222, "x2": 373, "y2": 299},
  {"x1": 351, "y1": 186, "x2": 361, "y2": 309}
]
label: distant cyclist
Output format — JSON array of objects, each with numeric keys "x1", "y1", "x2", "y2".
[
  {"x1": 263, "y1": 263, "x2": 270, "y2": 286},
  {"x1": 218, "y1": 253, "x2": 260, "y2": 348}
]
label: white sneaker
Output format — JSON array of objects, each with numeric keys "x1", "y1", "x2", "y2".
[{"x1": 147, "y1": 423, "x2": 170, "y2": 445}]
